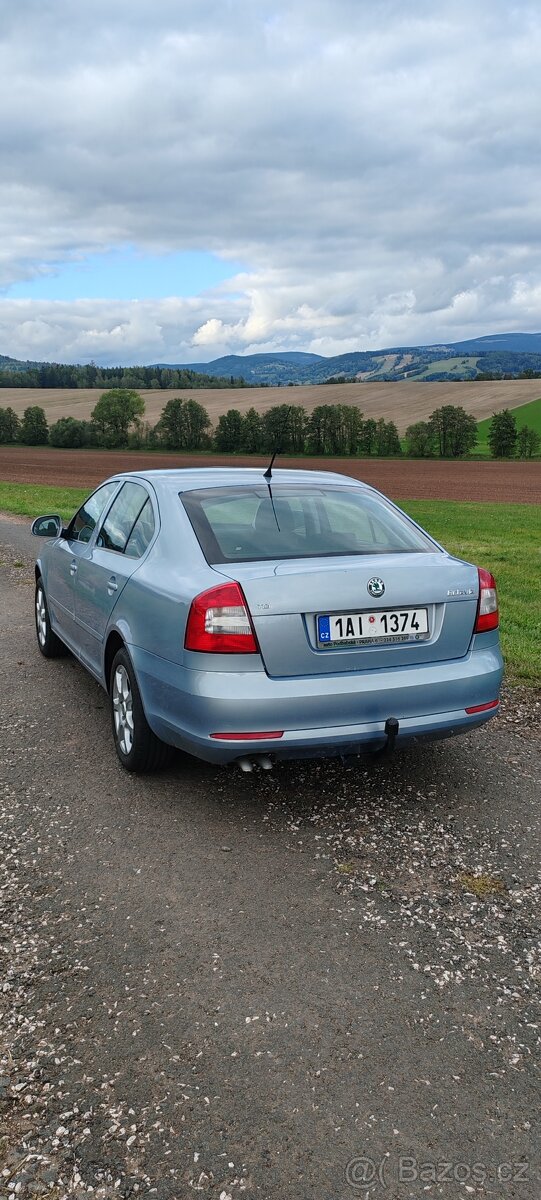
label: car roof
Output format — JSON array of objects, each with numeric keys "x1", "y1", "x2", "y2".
[{"x1": 109, "y1": 467, "x2": 373, "y2": 493}]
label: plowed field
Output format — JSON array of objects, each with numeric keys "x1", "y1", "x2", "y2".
[{"x1": 0, "y1": 446, "x2": 540, "y2": 502}]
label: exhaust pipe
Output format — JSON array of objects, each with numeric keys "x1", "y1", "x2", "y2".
[
  {"x1": 236, "y1": 754, "x2": 274, "y2": 773},
  {"x1": 257, "y1": 755, "x2": 274, "y2": 771}
]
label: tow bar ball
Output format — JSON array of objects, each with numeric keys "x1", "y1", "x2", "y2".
[{"x1": 382, "y1": 717, "x2": 399, "y2": 754}]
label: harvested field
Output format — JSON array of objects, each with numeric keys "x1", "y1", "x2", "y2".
[
  {"x1": 0, "y1": 445, "x2": 540, "y2": 503},
  {"x1": 2, "y1": 378, "x2": 541, "y2": 433}
]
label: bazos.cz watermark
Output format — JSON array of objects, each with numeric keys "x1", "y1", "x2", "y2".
[{"x1": 345, "y1": 1154, "x2": 529, "y2": 1191}]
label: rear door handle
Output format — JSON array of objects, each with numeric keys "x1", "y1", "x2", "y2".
[
  {"x1": 107, "y1": 576, "x2": 118, "y2": 594},
  {"x1": 69, "y1": 560, "x2": 78, "y2": 576}
]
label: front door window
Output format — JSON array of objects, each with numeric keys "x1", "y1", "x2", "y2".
[{"x1": 68, "y1": 482, "x2": 119, "y2": 543}]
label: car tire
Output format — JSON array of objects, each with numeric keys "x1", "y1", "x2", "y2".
[
  {"x1": 110, "y1": 646, "x2": 173, "y2": 773},
  {"x1": 35, "y1": 578, "x2": 67, "y2": 658}
]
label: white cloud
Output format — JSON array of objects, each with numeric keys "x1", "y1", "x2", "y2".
[{"x1": 1, "y1": 0, "x2": 541, "y2": 362}]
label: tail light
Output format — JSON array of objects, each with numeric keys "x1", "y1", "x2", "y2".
[
  {"x1": 185, "y1": 581, "x2": 258, "y2": 653},
  {"x1": 474, "y1": 567, "x2": 499, "y2": 633}
]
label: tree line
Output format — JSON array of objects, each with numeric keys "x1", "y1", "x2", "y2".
[
  {"x1": 0, "y1": 394, "x2": 403, "y2": 455},
  {"x1": 404, "y1": 406, "x2": 540, "y2": 458},
  {"x1": 0, "y1": 392, "x2": 539, "y2": 458},
  {"x1": 0, "y1": 362, "x2": 246, "y2": 390}
]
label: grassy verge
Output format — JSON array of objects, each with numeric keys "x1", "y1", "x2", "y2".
[
  {"x1": 403, "y1": 500, "x2": 540, "y2": 685},
  {"x1": 0, "y1": 482, "x2": 88, "y2": 520},
  {"x1": 0, "y1": 482, "x2": 539, "y2": 685}
]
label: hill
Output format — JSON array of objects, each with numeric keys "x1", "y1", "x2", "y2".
[
  {"x1": 0, "y1": 353, "x2": 43, "y2": 373},
  {"x1": 157, "y1": 351, "x2": 323, "y2": 372},
  {"x1": 152, "y1": 335, "x2": 541, "y2": 385},
  {"x1": 448, "y1": 332, "x2": 541, "y2": 353},
  {"x1": 2, "y1": 380, "x2": 541, "y2": 436},
  {"x1": 3, "y1": 334, "x2": 541, "y2": 388}
]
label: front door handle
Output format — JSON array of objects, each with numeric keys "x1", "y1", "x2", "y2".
[
  {"x1": 69, "y1": 560, "x2": 78, "y2": 576},
  {"x1": 107, "y1": 576, "x2": 118, "y2": 594}
]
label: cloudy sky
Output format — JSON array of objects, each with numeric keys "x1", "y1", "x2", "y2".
[{"x1": 1, "y1": 0, "x2": 540, "y2": 365}]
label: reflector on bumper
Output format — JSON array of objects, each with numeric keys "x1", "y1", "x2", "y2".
[{"x1": 210, "y1": 731, "x2": 284, "y2": 741}]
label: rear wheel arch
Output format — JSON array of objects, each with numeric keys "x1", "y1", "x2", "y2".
[
  {"x1": 109, "y1": 644, "x2": 172, "y2": 772},
  {"x1": 104, "y1": 630, "x2": 125, "y2": 692}
]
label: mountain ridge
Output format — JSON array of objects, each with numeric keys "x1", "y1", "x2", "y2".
[
  {"x1": 154, "y1": 334, "x2": 541, "y2": 384},
  {"x1": 3, "y1": 333, "x2": 541, "y2": 386}
]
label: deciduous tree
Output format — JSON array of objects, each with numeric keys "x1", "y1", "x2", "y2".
[
  {"x1": 19, "y1": 405, "x2": 48, "y2": 445},
  {"x1": 90, "y1": 389, "x2": 145, "y2": 447},
  {"x1": 359, "y1": 418, "x2": 377, "y2": 456},
  {"x1": 241, "y1": 407, "x2": 263, "y2": 453},
  {"x1": 214, "y1": 409, "x2": 244, "y2": 452},
  {"x1": 156, "y1": 397, "x2": 211, "y2": 449},
  {"x1": 383, "y1": 420, "x2": 402, "y2": 455},
  {"x1": 0, "y1": 406, "x2": 21, "y2": 443},
  {"x1": 428, "y1": 406, "x2": 477, "y2": 457},
  {"x1": 49, "y1": 417, "x2": 90, "y2": 448},
  {"x1": 405, "y1": 421, "x2": 435, "y2": 457},
  {"x1": 516, "y1": 424, "x2": 540, "y2": 458},
  {"x1": 487, "y1": 409, "x2": 518, "y2": 458},
  {"x1": 262, "y1": 405, "x2": 307, "y2": 454}
]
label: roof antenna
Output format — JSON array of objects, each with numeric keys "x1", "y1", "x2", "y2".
[
  {"x1": 263, "y1": 450, "x2": 278, "y2": 480},
  {"x1": 262, "y1": 406, "x2": 293, "y2": 530},
  {"x1": 263, "y1": 406, "x2": 292, "y2": 479}
]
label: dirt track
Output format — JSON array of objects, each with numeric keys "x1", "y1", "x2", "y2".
[{"x1": 0, "y1": 446, "x2": 540, "y2": 502}]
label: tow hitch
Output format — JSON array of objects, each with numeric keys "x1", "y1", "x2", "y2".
[{"x1": 375, "y1": 716, "x2": 399, "y2": 758}]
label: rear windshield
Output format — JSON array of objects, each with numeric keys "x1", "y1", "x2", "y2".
[{"x1": 180, "y1": 485, "x2": 435, "y2": 563}]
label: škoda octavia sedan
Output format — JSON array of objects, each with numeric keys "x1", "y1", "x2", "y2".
[{"x1": 32, "y1": 468, "x2": 503, "y2": 772}]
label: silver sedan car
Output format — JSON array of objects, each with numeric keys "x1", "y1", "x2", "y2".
[{"x1": 32, "y1": 467, "x2": 503, "y2": 772}]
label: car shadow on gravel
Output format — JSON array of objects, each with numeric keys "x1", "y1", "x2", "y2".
[{"x1": 48, "y1": 640, "x2": 522, "y2": 836}]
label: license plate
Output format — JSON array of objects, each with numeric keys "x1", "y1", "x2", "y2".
[{"x1": 317, "y1": 607, "x2": 429, "y2": 647}]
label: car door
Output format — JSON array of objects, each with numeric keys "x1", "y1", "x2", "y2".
[
  {"x1": 73, "y1": 481, "x2": 156, "y2": 675},
  {"x1": 45, "y1": 481, "x2": 120, "y2": 647}
]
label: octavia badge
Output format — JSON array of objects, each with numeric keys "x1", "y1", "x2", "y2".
[{"x1": 367, "y1": 577, "x2": 385, "y2": 599}]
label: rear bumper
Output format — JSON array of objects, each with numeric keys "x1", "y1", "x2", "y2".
[{"x1": 130, "y1": 634, "x2": 504, "y2": 764}]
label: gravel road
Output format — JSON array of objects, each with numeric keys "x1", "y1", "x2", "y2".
[{"x1": 1, "y1": 517, "x2": 539, "y2": 1199}]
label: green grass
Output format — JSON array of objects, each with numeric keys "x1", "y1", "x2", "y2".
[
  {"x1": 0, "y1": 482, "x2": 88, "y2": 520},
  {"x1": 404, "y1": 500, "x2": 540, "y2": 684},
  {"x1": 476, "y1": 395, "x2": 541, "y2": 455},
  {"x1": 0, "y1": 483, "x2": 539, "y2": 685}
]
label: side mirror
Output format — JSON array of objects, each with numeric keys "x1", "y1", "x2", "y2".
[{"x1": 31, "y1": 514, "x2": 63, "y2": 538}]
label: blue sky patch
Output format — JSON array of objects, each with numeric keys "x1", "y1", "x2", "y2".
[{"x1": 8, "y1": 247, "x2": 244, "y2": 300}]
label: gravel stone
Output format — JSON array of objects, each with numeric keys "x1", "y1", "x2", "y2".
[{"x1": 1, "y1": 519, "x2": 539, "y2": 1198}]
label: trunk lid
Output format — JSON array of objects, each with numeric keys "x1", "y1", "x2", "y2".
[{"x1": 218, "y1": 552, "x2": 479, "y2": 677}]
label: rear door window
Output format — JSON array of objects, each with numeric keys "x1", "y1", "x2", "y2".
[
  {"x1": 125, "y1": 498, "x2": 155, "y2": 558},
  {"x1": 98, "y1": 482, "x2": 151, "y2": 554}
]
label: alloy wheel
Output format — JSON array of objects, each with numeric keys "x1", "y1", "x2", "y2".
[
  {"x1": 112, "y1": 664, "x2": 134, "y2": 755},
  {"x1": 36, "y1": 586, "x2": 47, "y2": 647}
]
